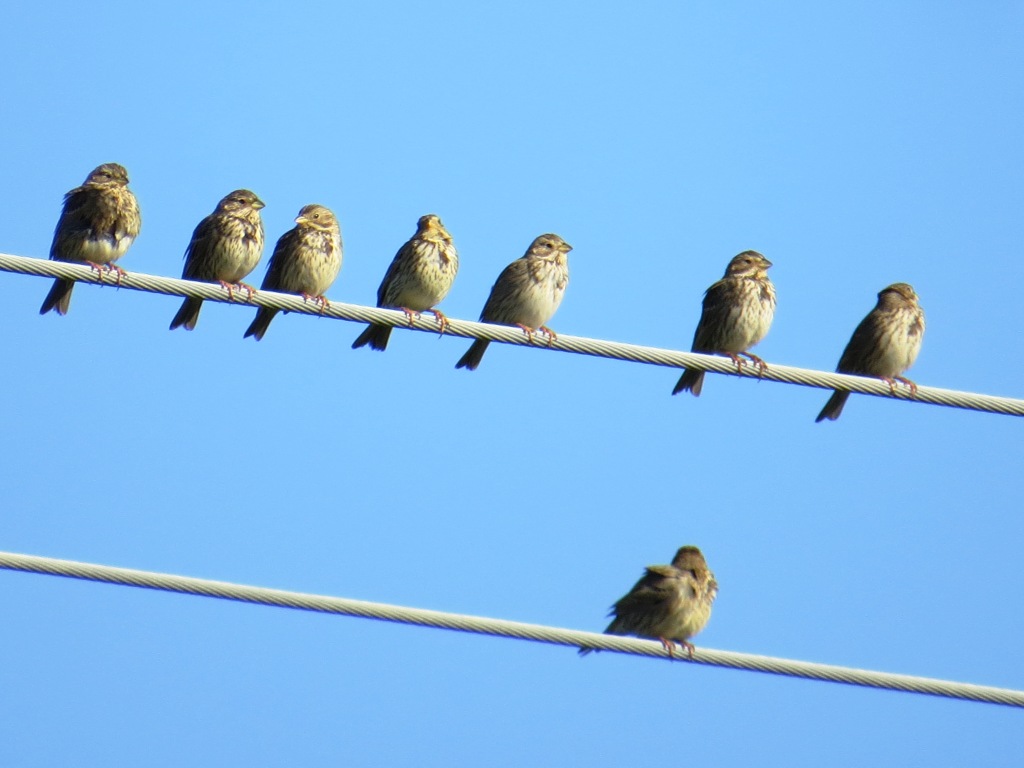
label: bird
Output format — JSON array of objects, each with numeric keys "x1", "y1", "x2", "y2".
[
  {"x1": 352, "y1": 213, "x2": 458, "y2": 351},
  {"x1": 816, "y1": 282, "x2": 925, "y2": 422},
  {"x1": 169, "y1": 189, "x2": 265, "y2": 331},
  {"x1": 580, "y1": 545, "x2": 717, "y2": 659},
  {"x1": 243, "y1": 204, "x2": 342, "y2": 341},
  {"x1": 40, "y1": 162, "x2": 141, "y2": 315},
  {"x1": 455, "y1": 233, "x2": 571, "y2": 370},
  {"x1": 672, "y1": 250, "x2": 776, "y2": 396}
]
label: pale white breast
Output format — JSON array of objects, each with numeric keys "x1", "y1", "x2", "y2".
[
  {"x1": 876, "y1": 319, "x2": 924, "y2": 376},
  {"x1": 388, "y1": 242, "x2": 458, "y2": 310},
  {"x1": 79, "y1": 234, "x2": 134, "y2": 264},
  {"x1": 657, "y1": 578, "x2": 712, "y2": 641},
  {"x1": 518, "y1": 260, "x2": 568, "y2": 328}
]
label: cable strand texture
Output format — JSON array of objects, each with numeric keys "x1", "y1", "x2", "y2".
[
  {"x1": 1, "y1": 551, "x2": 1021, "y2": 708},
  {"x1": 2, "y1": 253, "x2": 1020, "y2": 416}
]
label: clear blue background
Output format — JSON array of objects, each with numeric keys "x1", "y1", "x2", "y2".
[{"x1": 1, "y1": 2, "x2": 1022, "y2": 765}]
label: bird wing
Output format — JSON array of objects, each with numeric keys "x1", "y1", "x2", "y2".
[
  {"x1": 260, "y1": 228, "x2": 299, "y2": 291},
  {"x1": 836, "y1": 312, "x2": 883, "y2": 374},
  {"x1": 691, "y1": 278, "x2": 739, "y2": 351},
  {"x1": 479, "y1": 258, "x2": 529, "y2": 322},
  {"x1": 49, "y1": 187, "x2": 94, "y2": 258},
  {"x1": 611, "y1": 565, "x2": 682, "y2": 616},
  {"x1": 376, "y1": 241, "x2": 414, "y2": 307},
  {"x1": 181, "y1": 215, "x2": 219, "y2": 276}
]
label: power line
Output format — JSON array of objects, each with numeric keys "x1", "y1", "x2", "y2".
[
  {"x1": 1, "y1": 550, "x2": 1021, "y2": 708},
  {"x1": 2, "y1": 251, "x2": 1022, "y2": 417}
]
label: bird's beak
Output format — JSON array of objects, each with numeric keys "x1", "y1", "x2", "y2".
[
  {"x1": 561, "y1": 242, "x2": 573, "y2": 253},
  {"x1": 253, "y1": 200, "x2": 266, "y2": 211},
  {"x1": 295, "y1": 215, "x2": 308, "y2": 225},
  {"x1": 762, "y1": 257, "x2": 773, "y2": 268}
]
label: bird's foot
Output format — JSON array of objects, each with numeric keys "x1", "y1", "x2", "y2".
[
  {"x1": 429, "y1": 309, "x2": 450, "y2": 336},
  {"x1": 85, "y1": 261, "x2": 106, "y2": 281},
  {"x1": 895, "y1": 376, "x2": 919, "y2": 397},
  {"x1": 538, "y1": 325, "x2": 557, "y2": 347},
  {"x1": 658, "y1": 637, "x2": 678, "y2": 659},
  {"x1": 237, "y1": 282, "x2": 257, "y2": 302},
  {"x1": 740, "y1": 352, "x2": 768, "y2": 377},
  {"x1": 515, "y1": 323, "x2": 536, "y2": 344},
  {"x1": 400, "y1": 307, "x2": 420, "y2": 327},
  {"x1": 105, "y1": 263, "x2": 127, "y2": 286},
  {"x1": 302, "y1": 293, "x2": 331, "y2": 314},
  {"x1": 218, "y1": 280, "x2": 237, "y2": 302}
]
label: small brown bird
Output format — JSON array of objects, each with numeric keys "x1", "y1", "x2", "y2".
[
  {"x1": 352, "y1": 213, "x2": 459, "y2": 351},
  {"x1": 243, "y1": 204, "x2": 342, "y2": 341},
  {"x1": 455, "y1": 233, "x2": 571, "y2": 370},
  {"x1": 170, "y1": 189, "x2": 265, "y2": 331},
  {"x1": 673, "y1": 251, "x2": 776, "y2": 396},
  {"x1": 40, "y1": 162, "x2": 141, "y2": 315},
  {"x1": 816, "y1": 282, "x2": 925, "y2": 422},
  {"x1": 580, "y1": 545, "x2": 717, "y2": 658}
]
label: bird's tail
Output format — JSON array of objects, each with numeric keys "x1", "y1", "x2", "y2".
[
  {"x1": 39, "y1": 278, "x2": 75, "y2": 316},
  {"x1": 244, "y1": 308, "x2": 279, "y2": 341},
  {"x1": 672, "y1": 368, "x2": 704, "y2": 396},
  {"x1": 169, "y1": 297, "x2": 204, "y2": 331},
  {"x1": 455, "y1": 339, "x2": 490, "y2": 370},
  {"x1": 352, "y1": 324, "x2": 392, "y2": 351},
  {"x1": 816, "y1": 390, "x2": 850, "y2": 422}
]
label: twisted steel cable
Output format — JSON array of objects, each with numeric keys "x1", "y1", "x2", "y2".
[
  {"x1": 1, "y1": 551, "x2": 1021, "y2": 708},
  {"x1": 1, "y1": 252, "x2": 1020, "y2": 417}
]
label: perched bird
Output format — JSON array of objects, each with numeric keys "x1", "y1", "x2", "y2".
[
  {"x1": 580, "y1": 546, "x2": 717, "y2": 658},
  {"x1": 455, "y1": 233, "x2": 571, "y2": 370},
  {"x1": 672, "y1": 250, "x2": 776, "y2": 396},
  {"x1": 170, "y1": 189, "x2": 266, "y2": 331},
  {"x1": 816, "y1": 282, "x2": 925, "y2": 422},
  {"x1": 243, "y1": 204, "x2": 342, "y2": 341},
  {"x1": 40, "y1": 162, "x2": 141, "y2": 315},
  {"x1": 352, "y1": 213, "x2": 459, "y2": 351}
]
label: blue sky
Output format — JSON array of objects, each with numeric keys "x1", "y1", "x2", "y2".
[{"x1": 1, "y1": 2, "x2": 1022, "y2": 765}]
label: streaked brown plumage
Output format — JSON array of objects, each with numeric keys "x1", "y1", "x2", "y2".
[
  {"x1": 816, "y1": 282, "x2": 925, "y2": 422},
  {"x1": 455, "y1": 233, "x2": 571, "y2": 370},
  {"x1": 673, "y1": 251, "x2": 776, "y2": 396},
  {"x1": 352, "y1": 213, "x2": 459, "y2": 351},
  {"x1": 170, "y1": 189, "x2": 265, "y2": 331},
  {"x1": 580, "y1": 545, "x2": 717, "y2": 658},
  {"x1": 243, "y1": 204, "x2": 342, "y2": 341},
  {"x1": 40, "y1": 163, "x2": 141, "y2": 315}
]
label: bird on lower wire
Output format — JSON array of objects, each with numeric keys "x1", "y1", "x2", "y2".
[
  {"x1": 40, "y1": 162, "x2": 141, "y2": 316},
  {"x1": 243, "y1": 204, "x2": 342, "y2": 341},
  {"x1": 816, "y1": 282, "x2": 925, "y2": 422},
  {"x1": 170, "y1": 189, "x2": 265, "y2": 331},
  {"x1": 455, "y1": 233, "x2": 571, "y2": 371},
  {"x1": 672, "y1": 250, "x2": 776, "y2": 396},
  {"x1": 352, "y1": 213, "x2": 458, "y2": 351},
  {"x1": 580, "y1": 545, "x2": 717, "y2": 659}
]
